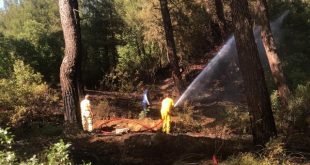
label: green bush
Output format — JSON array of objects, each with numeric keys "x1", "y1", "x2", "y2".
[
  {"x1": 94, "y1": 99, "x2": 114, "y2": 119},
  {"x1": 272, "y1": 82, "x2": 310, "y2": 132},
  {"x1": 223, "y1": 153, "x2": 270, "y2": 165},
  {"x1": 223, "y1": 138, "x2": 294, "y2": 165},
  {"x1": 138, "y1": 108, "x2": 150, "y2": 119},
  {"x1": 0, "y1": 60, "x2": 47, "y2": 108},
  {"x1": 0, "y1": 127, "x2": 17, "y2": 165},
  {"x1": 0, "y1": 127, "x2": 14, "y2": 148},
  {"x1": 102, "y1": 69, "x2": 135, "y2": 92},
  {"x1": 0, "y1": 127, "x2": 77, "y2": 165},
  {"x1": 46, "y1": 140, "x2": 72, "y2": 165},
  {"x1": 224, "y1": 106, "x2": 250, "y2": 134},
  {"x1": 0, "y1": 60, "x2": 58, "y2": 126},
  {"x1": 174, "y1": 101, "x2": 202, "y2": 132}
]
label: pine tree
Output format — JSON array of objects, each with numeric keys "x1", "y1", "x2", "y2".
[
  {"x1": 159, "y1": 0, "x2": 183, "y2": 94},
  {"x1": 256, "y1": 0, "x2": 290, "y2": 108},
  {"x1": 231, "y1": 0, "x2": 277, "y2": 145},
  {"x1": 59, "y1": 0, "x2": 83, "y2": 125}
]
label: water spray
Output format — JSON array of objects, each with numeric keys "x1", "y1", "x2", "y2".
[{"x1": 174, "y1": 10, "x2": 289, "y2": 107}]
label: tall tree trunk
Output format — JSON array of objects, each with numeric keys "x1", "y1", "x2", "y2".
[
  {"x1": 204, "y1": 0, "x2": 226, "y2": 41},
  {"x1": 59, "y1": 0, "x2": 83, "y2": 125},
  {"x1": 159, "y1": 0, "x2": 183, "y2": 94},
  {"x1": 256, "y1": 0, "x2": 290, "y2": 108},
  {"x1": 231, "y1": 0, "x2": 277, "y2": 145},
  {"x1": 214, "y1": 0, "x2": 227, "y2": 33}
]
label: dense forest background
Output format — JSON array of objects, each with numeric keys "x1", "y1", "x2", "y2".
[
  {"x1": 0, "y1": 0, "x2": 309, "y2": 164},
  {"x1": 0, "y1": 0, "x2": 309, "y2": 89}
]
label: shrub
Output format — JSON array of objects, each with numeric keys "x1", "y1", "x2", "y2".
[
  {"x1": 46, "y1": 140, "x2": 72, "y2": 165},
  {"x1": 0, "y1": 127, "x2": 14, "y2": 150},
  {"x1": 0, "y1": 151, "x2": 16, "y2": 165},
  {"x1": 224, "y1": 106, "x2": 250, "y2": 134},
  {"x1": 174, "y1": 101, "x2": 202, "y2": 132},
  {"x1": 138, "y1": 108, "x2": 149, "y2": 119},
  {"x1": 101, "y1": 68, "x2": 137, "y2": 92},
  {"x1": 222, "y1": 138, "x2": 295, "y2": 165},
  {"x1": 95, "y1": 99, "x2": 114, "y2": 119},
  {"x1": 288, "y1": 82, "x2": 310, "y2": 130},
  {"x1": 0, "y1": 127, "x2": 77, "y2": 165},
  {"x1": 0, "y1": 127, "x2": 16, "y2": 165},
  {"x1": 270, "y1": 90, "x2": 280, "y2": 111},
  {"x1": 272, "y1": 82, "x2": 310, "y2": 132},
  {"x1": 10, "y1": 106, "x2": 29, "y2": 126},
  {"x1": 0, "y1": 60, "x2": 58, "y2": 126},
  {"x1": 0, "y1": 60, "x2": 48, "y2": 108},
  {"x1": 223, "y1": 153, "x2": 270, "y2": 165}
]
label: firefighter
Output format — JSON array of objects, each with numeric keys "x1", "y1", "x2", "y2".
[
  {"x1": 142, "y1": 87, "x2": 151, "y2": 115},
  {"x1": 80, "y1": 94, "x2": 93, "y2": 132},
  {"x1": 160, "y1": 93, "x2": 174, "y2": 134}
]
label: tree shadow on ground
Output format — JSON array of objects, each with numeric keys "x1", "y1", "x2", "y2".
[{"x1": 71, "y1": 133, "x2": 254, "y2": 165}]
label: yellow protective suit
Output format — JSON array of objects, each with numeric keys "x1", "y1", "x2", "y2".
[
  {"x1": 80, "y1": 99, "x2": 93, "y2": 132},
  {"x1": 160, "y1": 97, "x2": 174, "y2": 134}
]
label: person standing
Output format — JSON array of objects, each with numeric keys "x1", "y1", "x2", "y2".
[
  {"x1": 142, "y1": 87, "x2": 151, "y2": 115},
  {"x1": 80, "y1": 94, "x2": 93, "y2": 132},
  {"x1": 160, "y1": 93, "x2": 174, "y2": 134}
]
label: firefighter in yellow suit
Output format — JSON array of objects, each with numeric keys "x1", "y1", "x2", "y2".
[
  {"x1": 80, "y1": 94, "x2": 93, "y2": 132},
  {"x1": 160, "y1": 93, "x2": 174, "y2": 134}
]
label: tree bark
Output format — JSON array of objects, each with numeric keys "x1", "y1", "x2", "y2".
[
  {"x1": 256, "y1": 0, "x2": 290, "y2": 108},
  {"x1": 204, "y1": 0, "x2": 227, "y2": 40},
  {"x1": 231, "y1": 0, "x2": 277, "y2": 145},
  {"x1": 59, "y1": 0, "x2": 82, "y2": 125},
  {"x1": 214, "y1": 0, "x2": 227, "y2": 32},
  {"x1": 159, "y1": 0, "x2": 183, "y2": 95}
]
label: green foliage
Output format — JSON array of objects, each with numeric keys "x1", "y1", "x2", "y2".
[
  {"x1": 281, "y1": 1, "x2": 310, "y2": 88},
  {"x1": 20, "y1": 155, "x2": 41, "y2": 165},
  {"x1": 0, "y1": 60, "x2": 47, "y2": 108},
  {"x1": 1, "y1": 0, "x2": 231, "y2": 88},
  {"x1": 169, "y1": 0, "x2": 220, "y2": 58},
  {"x1": 0, "y1": 60, "x2": 58, "y2": 126},
  {"x1": 272, "y1": 82, "x2": 310, "y2": 132},
  {"x1": 0, "y1": 0, "x2": 63, "y2": 83},
  {"x1": 97, "y1": 0, "x2": 161, "y2": 89},
  {"x1": 264, "y1": 138, "x2": 286, "y2": 163},
  {"x1": 223, "y1": 153, "x2": 270, "y2": 165},
  {"x1": 270, "y1": 90, "x2": 280, "y2": 111},
  {"x1": 95, "y1": 99, "x2": 116, "y2": 119},
  {"x1": 0, "y1": 127, "x2": 77, "y2": 165},
  {"x1": 102, "y1": 69, "x2": 136, "y2": 92},
  {"x1": 138, "y1": 108, "x2": 150, "y2": 119},
  {"x1": 10, "y1": 106, "x2": 29, "y2": 126},
  {"x1": 47, "y1": 140, "x2": 72, "y2": 165},
  {"x1": 0, "y1": 127, "x2": 16, "y2": 165},
  {"x1": 224, "y1": 106, "x2": 250, "y2": 134},
  {"x1": 0, "y1": 151, "x2": 16, "y2": 165},
  {"x1": 174, "y1": 101, "x2": 201, "y2": 132},
  {"x1": 0, "y1": 34, "x2": 15, "y2": 78},
  {"x1": 79, "y1": 0, "x2": 124, "y2": 88},
  {"x1": 98, "y1": 0, "x2": 226, "y2": 89},
  {"x1": 0, "y1": 127, "x2": 14, "y2": 148},
  {"x1": 223, "y1": 138, "x2": 295, "y2": 165}
]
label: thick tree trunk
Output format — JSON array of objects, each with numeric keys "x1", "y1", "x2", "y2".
[
  {"x1": 231, "y1": 0, "x2": 277, "y2": 145},
  {"x1": 59, "y1": 0, "x2": 82, "y2": 125},
  {"x1": 159, "y1": 0, "x2": 183, "y2": 95},
  {"x1": 256, "y1": 0, "x2": 290, "y2": 108}
]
